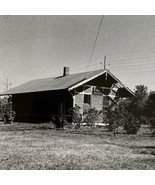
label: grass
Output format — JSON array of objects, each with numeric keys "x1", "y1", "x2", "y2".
[{"x1": 0, "y1": 122, "x2": 155, "y2": 170}]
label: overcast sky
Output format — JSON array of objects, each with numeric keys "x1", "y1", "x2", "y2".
[{"x1": 0, "y1": 15, "x2": 155, "y2": 92}]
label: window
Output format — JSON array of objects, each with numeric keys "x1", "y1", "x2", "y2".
[{"x1": 84, "y1": 94, "x2": 91, "y2": 105}]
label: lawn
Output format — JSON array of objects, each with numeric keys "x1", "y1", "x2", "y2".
[{"x1": 0, "y1": 122, "x2": 154, "y2": 170}]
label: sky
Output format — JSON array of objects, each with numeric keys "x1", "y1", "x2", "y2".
[{"x1": 0, "y1": 15, "x2": 155, "y2": 93}]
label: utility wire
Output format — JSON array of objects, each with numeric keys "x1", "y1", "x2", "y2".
[
  {"x1": 115, "y1": 70, "x2": 155, "y2": 75},
  {"x1": 68, "y1": 54, "x2": 155, "y2": 72},
  {"x1": 108, "y1": 55, "x2": 155, "y2": 63},
  {"x1": 84, "y1": 15, "x2": 104, "y2": 77},
  {"x1": 109, "y1": 60, "x2": 155, "y2": 65},
  {"x1": 69, "y1": 60, "x2": 155, "y2": 72},
  {"x1": 71, "y1": 63, "x2": 155, "y2": 74},
  {"x1": 104, "y1": 47, "x2": 155, "y2": 57}
]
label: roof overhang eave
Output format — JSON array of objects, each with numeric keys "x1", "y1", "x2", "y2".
[
  {"x1": 68, "y1": 69, "x2": 135, "y2": 97},
  {"x1": 68, "y1": 70, "x2": 107, "y2": 91},
  {"x1": 0, "y1": 88, "x2": 68, "y2": 96}
]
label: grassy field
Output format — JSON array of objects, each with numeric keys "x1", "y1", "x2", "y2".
[{"x1": 0, "y1": 122, "x2": 155, "y2": 170}]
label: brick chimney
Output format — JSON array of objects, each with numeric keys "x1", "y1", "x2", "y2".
[{"x1": 63, "y1": 67, "x2": 70, "y2": 76}]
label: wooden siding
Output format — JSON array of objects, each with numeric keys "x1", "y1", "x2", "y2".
[{"x1": 12, "y1": 90, "x2": 73, "y2": 123}]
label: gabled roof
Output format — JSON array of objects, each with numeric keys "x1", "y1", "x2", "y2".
[
  {"x1": 1, "y1": 69, "x2": 134, "y2": 97},
  {"x1": 1, "y1": 70, "x2": 104, "y2": 95}
]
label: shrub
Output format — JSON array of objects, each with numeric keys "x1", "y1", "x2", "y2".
[
  {"x1": 72, "y1": 105, "x2": 82, "y2": 123},
  {"x1": 145, "y1": 91, "x2": 155, "y2": 134},
  {"x1": 51, "y1": 115, "x2": 67, "y2": 129},
  {"x1": 71, "y1": 105, "x2": 82, "y2": 130},
  {"x1": 104, "y1": 101, "x2": 141, "y2": 135},
  {"x1": 83, "y1": 107, "x2": 99, "y2": 127},
  {"x1": 51, "y1": 105, "x2": 83, "y2": 130},
  {"x1": 104, "y1": 104, "x2": 122, "y2": 136},
  {"x1": 1, "y1": 110, "x2": 16, "y2": 124},
  {"x1": 122, "y1": 112, "x2": 141, "y2": 134}
]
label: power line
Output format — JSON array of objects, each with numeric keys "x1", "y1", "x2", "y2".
[
  {"x1": 104, "y1": 47, "x2": 155, "y2": 57},
  {"x1": 95, "y1": 60, "x2": 155, "y2": 67},
  {"x1": 65, "y1": 61, "x2": 155, "y2": 74},
  {"x1": 74, "y1": 55, "x2": 155, "y2": 69},
  {"x1": 113, "y1": 70, "x2": 155, "y2": 74},
  {"x1": 84, "y1": 15, "x2": 104, "y2": 76},
  {"x1": 109, "y1": 64, "x2": 155, "y2": 69},
  {"x1": 71, "y1": 60, "x2": 155, "y2": 71},
  {"x1": 109, "y1": 60, "x2": 155, "y2": 66},
  {"x1": 4, "y1": 78, "x2": 12, "y2": 92},
  {"x1": 103, "y1": 55, "x2": 106, "y2": 70},
  {"x1": 108, "y1": 55, "x2": 155, "y2": 63}
]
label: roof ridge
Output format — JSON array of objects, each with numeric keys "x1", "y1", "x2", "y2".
[{"x1": 29, "y1": 69, "x2": 104, "y2": 81}]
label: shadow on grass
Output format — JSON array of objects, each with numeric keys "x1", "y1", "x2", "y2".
[
  {"x1": 136, "y1": 149, "x2": 155, "y2": 156},
  {"x1": 132, "y1": 145, "x2": 155, "y2": 156}
]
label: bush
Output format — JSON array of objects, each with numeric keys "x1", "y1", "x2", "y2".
[
  {"x1": 72, "y1": 105, "x2": 82, "y2": 123},
  {"x1": 51, "y1": 105, "x2": 83, "y2": 130},
  {"x1": 104, "y1": 101, "x2": 141, "y2": 135},
  {"x1": 104, "y1": 104, "x2": 122, "y2": 135},
  {"x1": 83, "y1": 107, "x2": 99, "y2": 127},
  {"x1": 51, "y1": 115, "x2": 67, "y2": 129},
  {"x1": 1, "y1": 110, "x2": 16, "y2": 124},
  {"x1": 122, "y1": 112, "x2": 141, "y2": 134},
  {"x1": 144, "y1": 91, "x2": 155, "y2": 134},
  {"x1": 71, "y1": 105, "x2": 82, "y2": 130}
]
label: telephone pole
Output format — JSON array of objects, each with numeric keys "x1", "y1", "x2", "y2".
[
  {"x1": 104, "y1": 55, "x2": 106, "y2": 70},
  {"x1": 4, "y1": 78, "x2": 12, "y2": 92}
]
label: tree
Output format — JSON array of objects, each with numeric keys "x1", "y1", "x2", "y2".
[
  {"x1": 104, "y1": 85, "x2": 148, "y2": 135},
  {"x1": 129, "y1": 85, "x2": 148, "y2": 117},
  {"x1": 145, "y1": 91, "x2": 155, "y2": 117},
  {"x1": 104, "y1": 100, "x2": 141, "y2": 135},
  {"x1": 145, "y1": 91, "x2": 155, "y2": 134},
  {"x1": 104, "y1": 103, "x2": 123, "y2": 136}
]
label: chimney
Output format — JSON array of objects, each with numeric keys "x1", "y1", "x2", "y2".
[{"x1": 63, "y1": 67, "x2": 70, "y2": 76}]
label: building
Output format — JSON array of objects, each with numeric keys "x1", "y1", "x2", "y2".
[{"x1": 0, "y1": 67, "x2": 134, "y2": 122}]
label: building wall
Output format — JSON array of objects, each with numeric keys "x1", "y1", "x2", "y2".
[
  {"x1": 74, "y1": 91, "x2": 104, "y2": 123},
  {"x1": 12, "y1": 90, "x2": 73, "y2": 123},
  {"x1": 92, "y1": 94, "x2": 103, "y2": 111},
  {"x1": 74, "y1": 93, "x2": 84, "y2": 114},
  {"x1": 74, "y1": 86, "x2": 104, "y2": 113}
]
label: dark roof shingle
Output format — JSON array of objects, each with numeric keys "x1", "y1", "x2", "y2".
[{"x1": 2, "y1": 70, "x2": 104, "y2": 95}]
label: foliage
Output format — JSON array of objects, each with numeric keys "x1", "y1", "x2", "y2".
[
  {"x1": 83, "y1": 107, "x2": 99, "y2": 127},
  {"x1": 69, "y1": 104, "x2": 82, "y2": 130},
  {"x1": 128, "y1": 85, "x2": 148, "y2": 118},
  {"x1": 120, "y1": 87, "x2": 155, "y2": 134},
  {"x1": 104, "y1": 100, "x2": 141, "y2": 135},
  {"x1": 72, "y1": 105, "x2": 82, "y2": 124},
  {"x1": 51, "y1": 114, "x2": 67, "y2": 129},
  {"x1": 1, "y1": 110, "x2": 16, "y2": 124},
  {"x1": 145, "y1": 91, "x2": 155, "y2": 134},
  {"x1": 145, "y1": 91, "x2": 155, "y2": 117},
  {"x1": 122, "y1": 112, "x2": 141, "y2": 134},
  {"x1": 51, "y1": 105, "x2": 83, "y2": 129},
  {"x1": 104, "y1": 103, "x2": 124, "y2": 135}
]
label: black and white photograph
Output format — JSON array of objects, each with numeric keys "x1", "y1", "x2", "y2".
[{"x1": 0, "y1": 14, "x2": 155, "y2": 172}]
